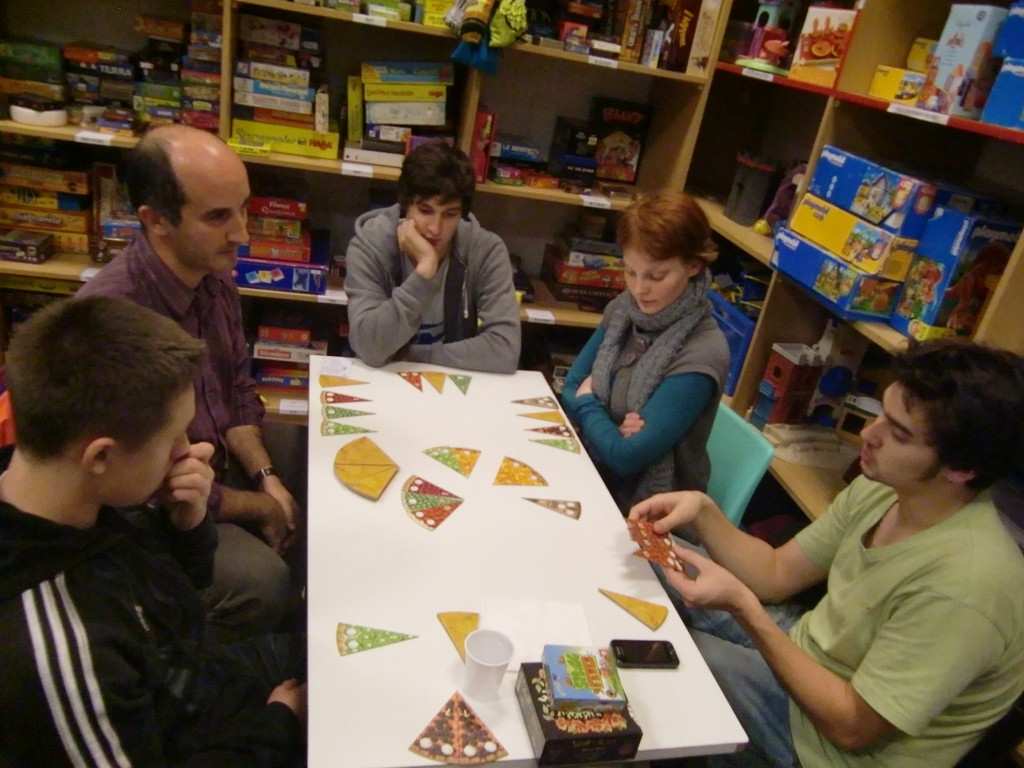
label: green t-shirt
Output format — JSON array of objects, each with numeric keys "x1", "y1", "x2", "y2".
[{"x1": 788, "y1": 476, "x2": 1024, "y2": 768}]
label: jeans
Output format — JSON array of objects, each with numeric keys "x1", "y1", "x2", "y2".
[{"x1": 656, "y1": 561, "x2": 806, "y2": 768}]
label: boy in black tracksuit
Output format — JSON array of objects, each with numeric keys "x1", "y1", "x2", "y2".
[{"x1": 0, "y1": 296, "x2": 305, "y2": 767}]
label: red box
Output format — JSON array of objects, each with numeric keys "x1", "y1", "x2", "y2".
[
  {"x1": 469, "y1": 109, "x2": 497, "y2": 184},
  {"x1": 248, "y1": 196, "x2": 308, "y2": 220},
  {"x1": 762, "y1": 344, "x2": 824, "y2": 394},
  {"x1": 246, "y1": 232, "x2": 311, "y2": 262}
]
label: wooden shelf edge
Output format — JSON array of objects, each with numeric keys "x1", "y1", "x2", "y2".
[
  {"x1": 769, "y1": 457, "x2": 848, "y2": 521},
  {"x1": 0, "y1": 120, "x2": 139, "y2": 148},
  {"x1": 513, "y1": 43, "x2": 706, "y2": 84},
  {"x1": 478, "y1": 181, "x2": 630, "y2": 210},
  {"x1": 238, "y1": 0, "x2": 455, "y2": 38},
  {"x1": 695, "y1": 195, "x2": 773, "y2": 267}
]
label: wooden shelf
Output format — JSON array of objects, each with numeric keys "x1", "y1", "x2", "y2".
[
  {"x1": 478, "y1": 181, "x2": 631, "y2": 210},
  {"x1": 238, "y1": 0, "x2": 455, "y2": 38},
  {"x1": 524, "y1": 280, "x2": 602, "y2": 329},
  {"x1": 259, "y1": 387, "x2": 311, "y2": 425},
  {"x1": 769, "y1": 458, "x2": 849, "y2": 520},
  {"x1": 513, "y1": 42, "x2": 706, "y2": 84},
  {"x1": 697, "y1": 195, "x2": 774, "y2": 266},
  {"x1": 715, "y1": 61, "x2": 834, "y2": 97},
  {"x1": 0, "y1": 120, "x2": 140, "y2": 149}
]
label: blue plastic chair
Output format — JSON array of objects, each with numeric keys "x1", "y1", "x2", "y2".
[{"x1": 706, "y1": 402, "x2": 775, "y2": 526}]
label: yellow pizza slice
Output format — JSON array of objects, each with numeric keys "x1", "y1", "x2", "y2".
[
  {"x1": 319, "y1": 374, "x2": 369, "y2": 388},
  {"x1": 437, "y1": 611, "x2": 480, "y2": 661},
  {"x1": 422, "y1": 371, "x2": 447, "y2": 393},
  {"x1": 599, "y1": 588, "x2": 669, "y2": 630},
  {"x1": 333, "y1": 436, "x2": 398, "y2": 500},
  {"x1": 519, "y1": 410, "x2": 566, "y2": 425},
  {"x1": 493, "y1": 457, "x2": 547, "y2": 486},
  {"x1": 424, "y1": 446, "x2": 481, "y2": 477}
]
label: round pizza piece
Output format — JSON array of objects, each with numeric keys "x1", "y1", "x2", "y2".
[
  {"x1": 403, "y1": 476, "x2": 464, "y2": 531},
  {"x1": 493, "y1": 457, "x2": 547, "y2": 486},
  {"x1": 424, "y1": 446, "x2": 481, "y2": 477}
]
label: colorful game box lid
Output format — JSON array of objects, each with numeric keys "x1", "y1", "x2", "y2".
[{"x1": 541, "y1": 645, "x2": 627, "y2": 712}]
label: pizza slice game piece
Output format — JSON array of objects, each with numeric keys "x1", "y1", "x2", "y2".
[
  {"x1": 422, "y1": 371, "x2": 447, "y2": 393},
  {"x1": 399, "y1": 371, "x2": 423, "y2": 391},
  {"x1": 319, "y1": 375, "x2": 369, "y2": 388},
  {"x1": 321, "y1": 421, "x2": 374, "y2": 436},
  {"x1": 321, "y1": 391, "x2": 370, "y2": 404},
  {"x1": 512, "y1": 395, "x2": 559, "y2": 409},
  {"x1": 322, "y1": 405, "x2": 374, "y2": 420},
  {"x1": 599, "y1": 588, "x2": 669, "y2": 630},
  {"x1": 526, "y1": 424, "x2": 576, "y2": 439},
  {"x1": 493, "y1": 457, "x2": 547, "y2": 486},
  {"x1": 626, "y1": 519, "x2": 684, "y2": 572},
  {"x1": 437, "y1": 611, "x2": 480, "y2": 661},
  {"x1": 424, "y1": 446, "x2": 481, "y2": 477},
  {"x1": 530, "y1": 438, "x2": 580, "y2": 454},
  {"x1": 336, "y1": 622, "x2": 416, "y2": 655},
  {"x1": 403, "y1": 476, "x2": 464, "y2": 531},
  {"x1": 518, "y1": 410, "x2": 566, "y2": 425},
  {"x1": 448, "y1": 374, "x2": 471, "y2": 394},
  {"x1": 524, "y1": 497, "x2": 581, "y2": 520},
  {"x1": 409, "y1": 691, "x2": 507, "y2": 765},
  {"x1": 333, "y1": 437, "x2": 398, "y2": 501}
]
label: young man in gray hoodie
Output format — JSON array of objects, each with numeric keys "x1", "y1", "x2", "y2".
[{"x1": 345, "y1": 142, "x2": 521, "y2": 374}]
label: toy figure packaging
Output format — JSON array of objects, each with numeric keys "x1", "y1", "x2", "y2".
[
  {"x1": 772, "y1": 228, "x2": 902, "y2": 323},
  {"x1": 916, "y1": 4, "x2": 1007, "y2": 119},
  {"x1": 788, "y1": 6, "x2": 858, "y2": 88},
  {"x1": 589, "y1": 97, "x2": 650, "y2": 184},
  {"x1": 981, "y1": 58, "x2": 1024, "y2": 129},
  {"x1": 890, "y1": 207, "x2": 1021, "y2": 340}
]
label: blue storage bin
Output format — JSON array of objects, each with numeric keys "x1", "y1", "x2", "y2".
[{"x1": 709, "y1": 290, "x2": 756, "y2": 396}]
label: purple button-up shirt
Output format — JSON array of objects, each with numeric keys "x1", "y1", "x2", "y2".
[{"x1": 77, "y1": 235, "x2": 265, "y2": 508}]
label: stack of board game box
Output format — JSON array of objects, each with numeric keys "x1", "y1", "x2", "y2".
[
  {"x1": 234, "y1": 196, "x2": 330, "y2": 297},
  {"x1": 343, "y1": 60, "x2": 455, "y2": 169},
  {"x1": 0, "y1": 157, "x2": 91, "y2": 259},
  {"x1": 231, "y1": 14, "x2": 338, "y2": 159},
  {"x1": 177, "y1": 1, "x2": 224, "y2": 133},
  {"x1": 515, "y1": 645, "x2": 641, "y2": 766},
  {"x1": 542, "y1": 208, "x2": 623, "y2": 310},
  {"x1": 251, "y1": 308, "x2": 324, "y2": 393}
]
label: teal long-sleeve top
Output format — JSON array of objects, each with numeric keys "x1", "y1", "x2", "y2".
[{"x1": 561, "y1": 325, "x2": 715, "y2": 477}]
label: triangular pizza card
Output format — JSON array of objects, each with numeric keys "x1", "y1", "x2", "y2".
[
  {"x1": 422, "y1": 371, "x2": 447, "y2": 393},
  {"x1": 519, "y1": 410, "x2": 566, "y2": 425},
  {"x1": 526, "y1": 424, "x2": 576, "y2": 439},
  {"x1": 493, "y1": 457, "x2": 547, "y2": 486},
  {"x1": 599, "y1": 588, "x2": 669, "y2": 630},
  {"x1": 409, "y1": 691, "x2": 507, "y2": 765},
  {"x1": 403, "y1": 476, "x2": 464, "y2": 531},
  {"x1": 524, "y1": 497, "x2": 581, "y2": 520},
  {"x1": 336, "y1": 622, "x2": 416, "y2": 655},
  {"x1": 321, "y1": 421, "x2": 374, "y2": 436},
  {"x1": 513, "y1": 396, "x2": 559, "y2": 409},
  {"x1": 320, "y1": 375, "x2": 368, "y2": 388},
  {"x1": 333, "y1": 437, "x2": 398, "y2": 500},
  {"x1": 399, "y1": 371, "x2": 423, "y2": 391},
  {"x1": 322, "y1": 391, "x2": 370, "y2": 404},
  {"x1": 424, "y1": 446, "x2": 481, "y2": 477},
  {"x1": 448, "y1": 374, "x2": 471, "y2": 394},
  {"x1": 323, "y1": 405, "x2": 374, "y2": 420},
  {"x1": 626, "y1": 519, "x2": 684, "y2": 572},
  {"x1": 530, "y1": 438, "x2": 580, "y2": 454},
  {"x1": 437, "y1": 611, "x2": 480, "y2": 661}
]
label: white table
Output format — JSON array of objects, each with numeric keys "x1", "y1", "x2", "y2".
[{"x1": 307, "y1": 357, "x2": 747, "y2": 767}]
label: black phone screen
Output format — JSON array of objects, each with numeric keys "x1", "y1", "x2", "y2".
[{"x1": 611, "y1": 639, "x2": 680, "y2": 668}]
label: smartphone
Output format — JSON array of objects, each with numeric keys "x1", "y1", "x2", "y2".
[{"x1": 610, "y1": 639, "x2": 680, "y2": 669}]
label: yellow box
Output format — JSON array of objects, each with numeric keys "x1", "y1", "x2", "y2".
[
  {"x1": 0, "y1": 205, "x2": 91, "y2": 234},
  {"x1": 789, "y1": 194, "x2": 916, "y2": 282},
  {"x1": 868, "y1": 65, "x2": 926, "y2": 104},
  {"x1": 231, "y1": 119, "x2": 340, "y2": 160},
  {"x1": 346, "y1": 75, "x2": 363, "y2": 144},
  {"x1": 362, "y1": 82, "x2": 446, "y2": 102},
  {"x1": 422, "y1": 12, "x2": 448, "y2": 28},
  {"x1": 906, "y1": 37, "x2": 937, "y2": 73}
]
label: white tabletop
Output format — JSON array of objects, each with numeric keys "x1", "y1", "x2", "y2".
[{"x1": 306, "y1": 357, "x2": 747, "y2": 768}]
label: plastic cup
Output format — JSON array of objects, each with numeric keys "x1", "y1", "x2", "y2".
[{"x1": 462, "y1": 629, "x2": 514, "y2": 701}]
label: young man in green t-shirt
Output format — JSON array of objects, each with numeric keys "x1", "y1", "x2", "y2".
[{"x1": 632, "y1": 340, "x2": 1024, "y2": 768}]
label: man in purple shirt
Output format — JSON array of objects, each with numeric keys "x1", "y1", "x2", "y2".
[{"x1": 77, "y1": 125, "x2": 299, "y2": 643}]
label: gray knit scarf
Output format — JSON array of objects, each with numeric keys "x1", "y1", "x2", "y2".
[{"x1": 590, "y1": 268, "x2": 712, "y2": 505}]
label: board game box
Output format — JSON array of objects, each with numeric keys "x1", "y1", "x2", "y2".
[
  {"x1": 541, "y1": 645, "x2": 627, "y2": 712},
  {"x1": 589, "y1": 97, "x2": 650, "y2": 184},
  {"x1": 516, "y1": 663, "x2": 641, "y2": 766}
]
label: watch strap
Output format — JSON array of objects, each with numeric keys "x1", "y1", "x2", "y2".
[{"x1": 252, "y1": 465, "x2": 277, "y2": 485}]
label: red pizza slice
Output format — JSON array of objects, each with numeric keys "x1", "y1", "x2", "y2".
[
  {"x1": 409, "y1": 691, "x2": 507, "y2": 765},
  {"x1": 626, "y1": 519, "x2": 684, "y2": 572},
  {"x1": 403, "y1": 476, "x2": 464, "y2": 531},
  {"x1": 399, "y1": 371, "x2": 423, "y2": 391},
  {"x1": 321, "y1": 391, "x2": 370, "y2": 404}
]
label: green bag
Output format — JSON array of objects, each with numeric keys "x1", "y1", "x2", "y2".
[{"x1": 489, "y1": 0, "x2": 527, "y2": 48}]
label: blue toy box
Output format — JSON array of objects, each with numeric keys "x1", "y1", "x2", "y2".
[
  {"x1": 233, "y1": 256, "x2": 329, "y2": 295},
  {"x1": 890, "y1": 207, "x2": 1021, "y2": 339},
  {"x1": 810, "y1": 146, "x2": 949, "y2": 240},
  {"x1": 709, "y1": 290, "x2": 756, "y2": 396},
  {"x1": 993, "y1": 1, "x2": 1024, "y2": 58},
  {"x1": 772, "y1": 228, "x2": 902, "y2": 323},
  {"x1": 981, "y1": 58, "x2": 1024, "y2": 129}
]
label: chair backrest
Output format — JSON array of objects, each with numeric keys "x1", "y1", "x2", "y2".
[{"x1": 706, "y1": 402, "x2": 775, "y2": 526}]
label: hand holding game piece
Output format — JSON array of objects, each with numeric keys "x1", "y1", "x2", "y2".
[{"x1": 626, "y1": 519, "x2": 685, "y2": 572}]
